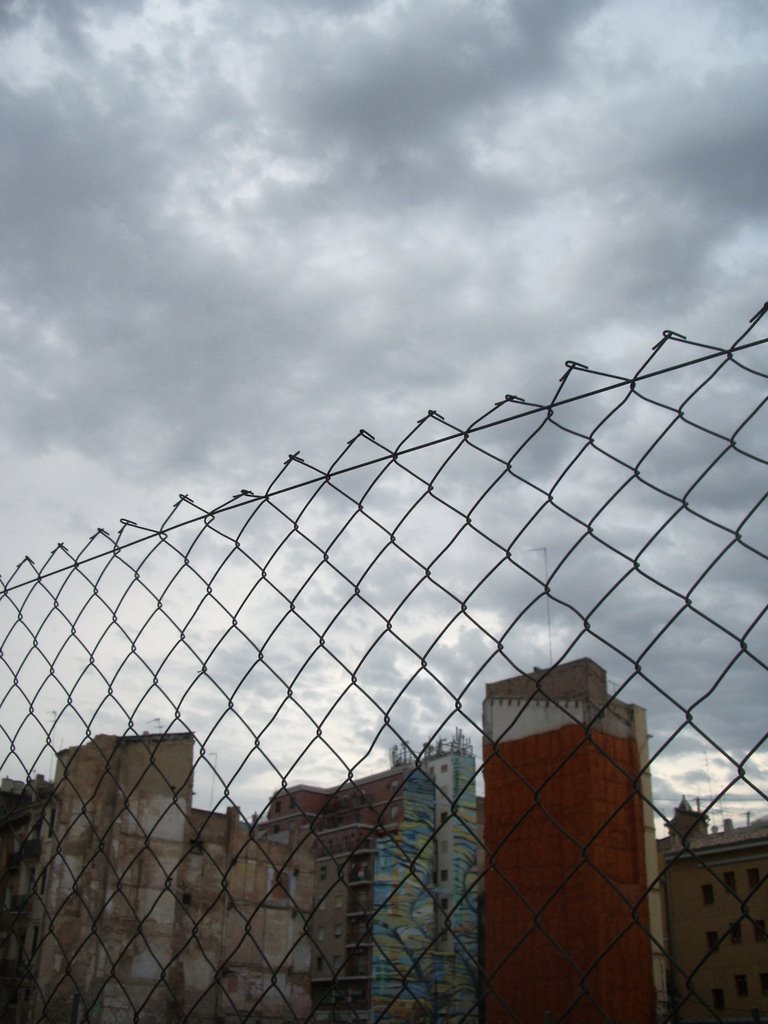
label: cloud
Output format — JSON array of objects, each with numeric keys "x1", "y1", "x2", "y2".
[{"x1": 0, "y1": 0, "x2": 766, "y2": 830}]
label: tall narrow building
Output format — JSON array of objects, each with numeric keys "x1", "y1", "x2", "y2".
[{"x1": 482, "y1": 659, "x2": 660, "y2": 1024}]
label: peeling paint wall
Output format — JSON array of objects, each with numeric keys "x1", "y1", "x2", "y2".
[{"x1": 29, "y1": 733, "x2": 312, "y2": 1024}]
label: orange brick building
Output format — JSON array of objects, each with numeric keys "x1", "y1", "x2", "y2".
[{"x1": 482, "y1": 659, "x2": 661, "y2": 1024}]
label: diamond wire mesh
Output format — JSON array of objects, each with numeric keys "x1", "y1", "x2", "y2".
[{"x1": 0, "y1": 307, "x2": 767, "y2": 1024}]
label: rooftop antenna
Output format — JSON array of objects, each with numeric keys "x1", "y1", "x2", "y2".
[
  {"x1": 47, "y1": 710, "x2": 58, "y2": 779},
  {"x1": 703, "y1": 746, "x2": 728, "y2": 828},
  {"x1": 529, "y1": 548, "x2": 553, "y2": 667},
  {"x1": 208, "y1": 752, "x2": 218, "y2": 807}
]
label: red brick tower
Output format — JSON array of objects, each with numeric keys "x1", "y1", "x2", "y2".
[{"x1": 482, "y1": 659, "x2": 656, "y2": 1024}]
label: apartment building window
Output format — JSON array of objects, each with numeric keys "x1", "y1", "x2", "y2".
[
  {"x1": 440, "y1": 811, "x2": 448, "y2": 823},
  {"x1": 319, "y1": 865, "x2": 327, "y2": 881},
  {"x1": 702, "y1": 884, "x2": 714, "y2": 904},
  {"x1": 730, "y1": 921, "x2": 742, "y2": 943},
  {"x1": 712, "y1": 989, "x2": 724, "y2": 1010},
  {"x1": 315, "y1": 956, "x2": 323, "y2": 971},
  {"x1": 333, "y1": 955, "x2": 341, "y2": 970},
  {"x1": 754, "y1": 919, "x2": 767, "y2": 942},
  {"x1": 334, "y1": 923, "x2": 342, "y2": 938},
  {"x1": 706, "y1": 931, "x2": 718, "y2": 951},
  {"x1": 441, "y1": 869, "x2": 449, "y2": 882},
  {"x1": 761, "y1": 973, "x2": 768, "y2": 997},
  {"x1": 735, "y1": 974, "x2": 748, "y2": 998},
  {"x1": 317, "y1": 926, "x2": 325, "y2": 941},
  {"x1": 724, "y1": 870, "x2": 736, "y2": 891},
  {"x1": 334, "y1": 894, "x2": 343, "y2": 909},
  {"x1": 747, "y1": 867, "x2": 759, "y2": 888}
]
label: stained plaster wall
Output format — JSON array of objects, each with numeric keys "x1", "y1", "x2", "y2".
[{"x1": 31, "y1": 734, "x2": 312, "y2": 1024}]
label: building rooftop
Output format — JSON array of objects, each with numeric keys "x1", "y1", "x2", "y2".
[
  {"x1": 485, "y1": 658, "x2": 609, "y2": 706},
  {"x1": 661, "y1": 812, "x2": 768, "y2": 857}
]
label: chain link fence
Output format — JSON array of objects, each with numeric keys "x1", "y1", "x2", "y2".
[{"x1": 1, "y1": 306, "x2": 767, "y2": 1024}]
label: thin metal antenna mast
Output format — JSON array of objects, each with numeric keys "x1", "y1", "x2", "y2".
[
  {"x1": 208, "y1": 752, "x2": 218, "y2": 807},
  {"x1": 703, "y1": 746, "x2": 725, "y2": 830},
  {"x1": 529, "y1": 547, "x2": 553, "y2": 667},
  {"x1": 47, "y1": 710, "x2": 58, "y2": 779}
]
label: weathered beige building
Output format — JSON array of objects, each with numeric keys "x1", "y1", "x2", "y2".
[
  {"x1": 659, "y1": 798, "x2": 768, "y2": 1021},
  {"x1": 2, "y1": 732, "x2": 312, "y2": 1024}
]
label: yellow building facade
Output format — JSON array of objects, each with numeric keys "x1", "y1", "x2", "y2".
[{"x1": 660, "y1": 799, "x2": 768, "y2": 1021}]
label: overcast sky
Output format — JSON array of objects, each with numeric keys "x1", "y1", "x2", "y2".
[{"x1": 1, "y1": 0, "x2": 767, "y2": 826}]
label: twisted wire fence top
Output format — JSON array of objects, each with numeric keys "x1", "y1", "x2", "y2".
[{"x1": 0, "y1": 304, "x2": 767, "y2": 1024}]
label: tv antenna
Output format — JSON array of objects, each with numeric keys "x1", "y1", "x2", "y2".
[
  {"x1": 529, "y1": 547, "x2": 553, "y2": 667},
  {"x1": 47, "y1": 710, "x2": 58, "y2": 779}
]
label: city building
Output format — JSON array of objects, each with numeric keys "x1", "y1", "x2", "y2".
[
  {"x1": 262, "y1": 730, "x2": 480, "y2": 1024},
  {"x1": 1, "y1": 732, "x2": 313, "y2": 1024},
  {"x1": 0, "y1": 773, "x2": 55, "y2": 1023},
  {"x1": 659, "y1": 797, "x2": 768, "y2": 1021},
  {"x1": 482, "y1": 658, "x2": 663, "y2": 1024}
]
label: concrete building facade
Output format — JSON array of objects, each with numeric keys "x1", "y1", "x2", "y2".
[
  {"x1": 660, "y1": 798, "x2": 768, "y2": 1021},
  {"x1": 482, "y1": 658, "x2": 662, "y2": 1024},
  {"x1": 1, "y1": 732, "x2": 313, "y2": 1024},
  {"x1": 263, "y1": 730, "x2": 480, "y2": 1024}
]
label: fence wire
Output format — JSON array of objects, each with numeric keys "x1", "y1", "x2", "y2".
[{"x1": 1, "y1": 306, "x2": 767, "y2": 1024}]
